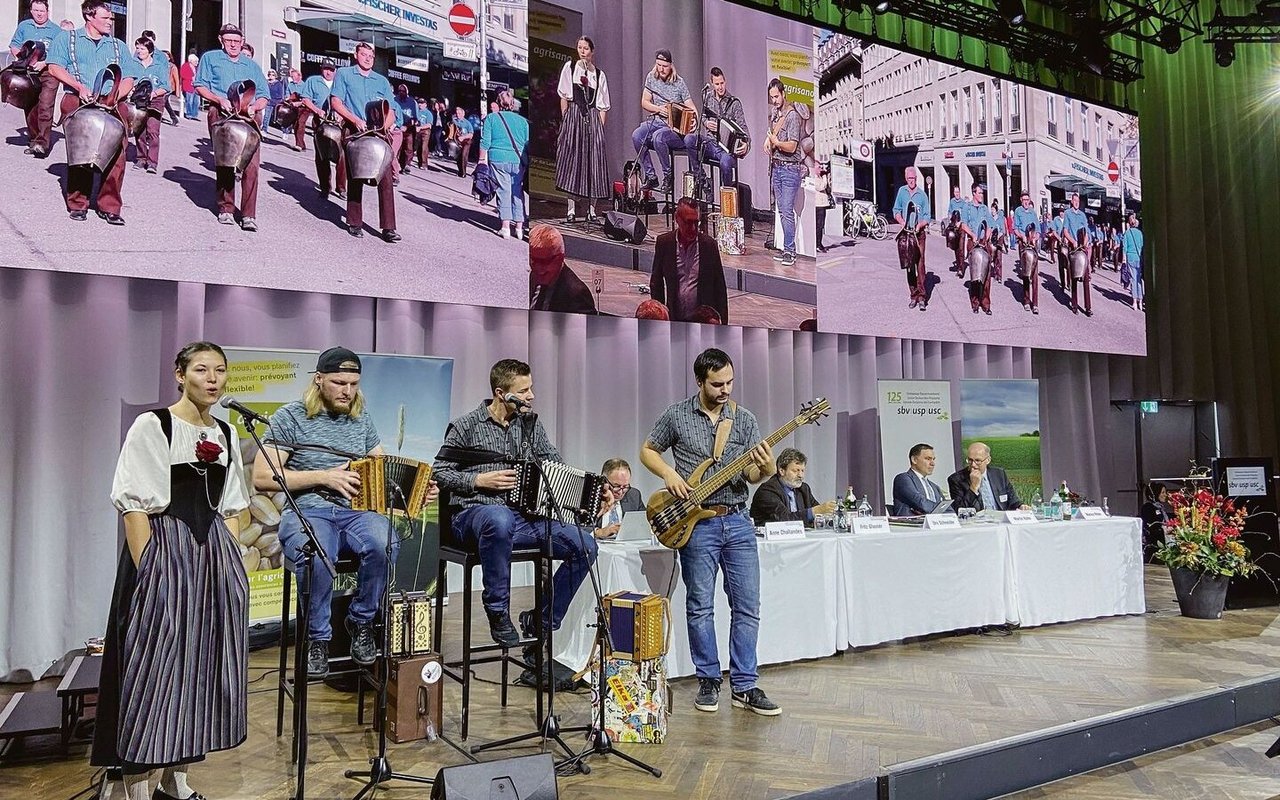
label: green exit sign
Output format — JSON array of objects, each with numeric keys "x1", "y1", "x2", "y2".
[{"x1": 1140, "y1": 401, "x2": 1159, "y2": 413}]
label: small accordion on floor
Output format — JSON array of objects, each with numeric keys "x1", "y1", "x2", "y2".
[
  {"x1": 507, "y1": 459, "x2": 606, "y2": 527},
  {"x1": 389, "y1": 591, "x2": 432, "y2": 658},
  {"x1": 349, "y1": 455, "x2": 433, "y2": 518},
  {"x1": 604, "y1": 591, "x2": 670, "y2": 662}
]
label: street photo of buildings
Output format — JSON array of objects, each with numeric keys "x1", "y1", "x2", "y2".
[{"x1": 815, "y1": 33, "x2": 1146, "y2": 355}]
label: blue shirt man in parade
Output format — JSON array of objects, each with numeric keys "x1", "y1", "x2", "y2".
[
  {"x1": 959, "y1": 183, "x2": 997, "y2": 315},
  {"x1": 391, "y1": 83, "x2": 418, "y2": 174},
  {"x1": 946, "y1": 184, "x2": 968, "y2": 274},
  {"x1": 1012, "y1": 190, "x2": 1041, "y2": 313},
  {"x1": 131, "y1": 36, "x2": 170, "y2": 174},
  {"x1": 194, "y1": 23, "x2": 268, "y2": 231},
  {"x1": 893, "y1": 166, "x2": 932, "y2": 310},
  {"x1": 1062, "y1": 192, "x2": 1093, "y2": 316},
  {"x1": 46, "y1": 0, "x2": 143, "y2": 224},
  {"x1": 299, "y1": 59, "x2": 347, "y2": 197},
  {"x1": 329, "y1": 41, "x2": 400, "y2": 243},
  {"x1": 1123, "y1": 213, "x2": 1144, "y2": 311},
  {"x1": 8, "y1": 0, "x2": 60, "y2": 157}
]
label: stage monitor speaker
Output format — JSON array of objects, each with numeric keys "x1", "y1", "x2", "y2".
[
  {"x1": 603, "y1": 210, "x2": 646, "y2": 245},
  {"x1": 430, "y1": 754, "x2": 557, "y2": 800}
]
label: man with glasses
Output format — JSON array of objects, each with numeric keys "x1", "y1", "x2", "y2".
[
  {"x1": 46, "y1": 0, "x2": 143, "y2": 224},
  {"x1": 194, "y1": 23, "x2": 268, "y2": 231},
  {"x1": 749, "y1": 447, "x2": 837, "y2": 525},
  {"x1": 947, "y1": 442, "x2": 1029, "y2": 513},
  {"x1": 594, "y1": 457, "x2": 644, "y2": 539}
]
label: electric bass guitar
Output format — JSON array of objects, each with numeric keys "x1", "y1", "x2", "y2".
[{"x1": 646, "y1": 398, "x2": 831, "y2": 549}]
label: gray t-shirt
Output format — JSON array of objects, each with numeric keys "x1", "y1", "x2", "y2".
[
  {"x1": 770, "y1": 107, "x2": 803, "y2": 164},
  {"x1": 267, "y1": 399, "x2": 381, "y2": 509},
  {"x1": 645, "y1": 395, "x2": 761, "y2": 506},
  {"x1": 644, "y1": 72, "x2": 690, "y2": 121}
]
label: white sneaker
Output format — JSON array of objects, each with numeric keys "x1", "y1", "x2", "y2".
[
  {"x1": 500, "y1": 226, "x2": 511, "y2": 239},
  {"x1": 512, "y1": 224, "x2": 523, "y2": 240}
]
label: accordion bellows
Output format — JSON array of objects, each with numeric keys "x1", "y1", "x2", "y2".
[{"x1": 349, "y1": 455, "x2": 433, "y2": 518}]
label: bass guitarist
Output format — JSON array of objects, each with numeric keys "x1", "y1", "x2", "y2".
[{"x1": 639, "y1": 347, "x2": 781, "y2": 718}]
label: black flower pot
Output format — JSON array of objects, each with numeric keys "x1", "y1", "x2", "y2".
[{"x1": 1169, "y1": 566, "x2": 1230, "y2": 619}]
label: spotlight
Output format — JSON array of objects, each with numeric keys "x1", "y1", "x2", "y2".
[
  {"x1": 1214, "y1": 39, "x2": 1235, "y2": 67},
  {"x1": 1158, "y1": 22, "x2": 1182, "y2": 53},
  {"x1": 995, "y1": 0, "x2": 1026, "y2": 26},
  {"x1": 873, "y1": 0, "x2": 892, "y2": 14}
]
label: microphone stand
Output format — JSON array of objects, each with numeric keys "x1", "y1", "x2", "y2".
[
  {"x1": 233, "y1": 416, "x2": 336, "y2": 800},
  {"x1": 344, "y1": 484, "x2": 475, "y2": 799},
  {"x1": 470, "y1": 412, "x2": 576, "y2": 761}
]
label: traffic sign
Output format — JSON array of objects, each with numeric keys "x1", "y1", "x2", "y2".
[
  {"x1": 1107, "y1": 161, "x2": 1120, "y2": 183},
  {"x1": 448, "y1": 3, "x2": 477, "y2": 37},
  {"x1": 444, "y1": 40, "x2": 478, "y2": 62}
]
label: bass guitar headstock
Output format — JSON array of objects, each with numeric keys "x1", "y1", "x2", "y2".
[{"x1": 799, "y1": 398, "x2": 831, "y2": 426}]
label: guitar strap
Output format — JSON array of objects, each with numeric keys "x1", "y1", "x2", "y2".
[{"x1": 711, "y1": 400, "x2": 737, "y2": 464}]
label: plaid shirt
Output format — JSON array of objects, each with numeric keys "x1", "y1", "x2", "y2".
[
  {"x1": 645, "y1": 395, "x2": 761, "y2": 506},
  {"x1": 433, "y1": 401, "x2": 560, "y2": 508}
]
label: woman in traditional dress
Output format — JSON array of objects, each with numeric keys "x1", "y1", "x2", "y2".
[
  {"x1": 93, "y1": 341, "x2": 249, "y2": 800},
  {"x1": 555, "y1": 36, "x2": 611, "y2": 223}
]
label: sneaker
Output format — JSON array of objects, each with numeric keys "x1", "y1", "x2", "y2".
[
  {"x1": 217, "y1": 212, "x2": 235, "y2": 225},
  {"x1": 346, "y1": 618, "x2": 377, "y2": 666},
  {"x1": 69, "y1": 210, "x2": 88, "y2": 221},
  {"x1": 731, "y1": 687, "x2": 781, "y2": 716},
  {"x1": 499, "y1": 225, "x2": 511, "y2": 239},
  {"x1": 240, "y1": 217, "x2": 257, "y2": 232},
  {"x1": 658, "y1": 174, "x2": 674, "y2": 195},
  {"x1": 694, "y1": 678, "x2": 721, "y2": 712},
  {"x1": 307, "y1": 640, "x2": 329, "y2": 678},
  {"x1": 146, "y1": 164, "x2": 157, "y2": 174},
  {"x1": 779, "y1": 252, "x2": 796, "y2": 267},
  {"x1": 517, "y1": 609, "x2": 537, "y2": 640},
  {"x1": 486, "y1": 609, "x2": 520, "y2": 648},
  {"x1": 347, "y1": 225, "x2": 364, "y2": 238}
]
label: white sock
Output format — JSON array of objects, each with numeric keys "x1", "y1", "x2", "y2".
[
  {"x1": 96, "y1": 775, "x2": 121, "y2": 800},
  {"x1": 568, "y1": 199, "x2": 578, "y2": 217},
  {"x1": 159, "y1": 767, "x2": 192, "y2": 799},
  {"x1": 122, "y1": 770, "x2": 152, "y2": 800}
]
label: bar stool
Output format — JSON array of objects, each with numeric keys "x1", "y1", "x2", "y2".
[{"x1": 432, "y1": 492, "x2": 551, "y2": 741}]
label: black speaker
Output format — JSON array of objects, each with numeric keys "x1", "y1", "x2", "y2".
[
  {"x1": 736, "y1": 182, "x2": 754, "y2": 235},
  {"x1": 603, "y1": 210, "x2": 647, "y2": 245},
  {"x1": 431, "y1": 754, "x2": 558, "y2": 800}
]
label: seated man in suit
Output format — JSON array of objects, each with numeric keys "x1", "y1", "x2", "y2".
[
  {"x1": 947, "y1": 441, "x2": 1030, "y2": 513},
  {"x1": 595, "y1": 457, "x2": 645, "y2": 539},
  {"x1": 891, "y1": 442, "x2": 947, "y2": 516},
  {"x1": 750, "y1": 448, "x2": 836, "y2": 525}
]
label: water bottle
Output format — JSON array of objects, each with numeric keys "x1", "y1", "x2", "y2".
[
  {"x1": 1059, "y1": 480, "x2": 1073, "y2": 520},
  {"x1": 1049, "y1": 491, "x2": 1061, "y2": 521},
  {"x1": 857, "y1": 494, "x2": 872, "y2": 518},
  {"x1": 1031, "y1": 488, "x2": 1043, "y2": 518}
]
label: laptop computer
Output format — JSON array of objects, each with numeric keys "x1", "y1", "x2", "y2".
[{"x1": 612, "y1": 512, "x2": 654, "y2": 542}]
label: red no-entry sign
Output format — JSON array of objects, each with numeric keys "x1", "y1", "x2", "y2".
[
  {"x1": 1107, "y1": 162, "x2": 1120, "y2": 183},
  {"x1": 449, "y1": 3, "x2": 477, "y2": 37}
]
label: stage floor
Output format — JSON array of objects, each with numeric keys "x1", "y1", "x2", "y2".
[{"x1": 4, "y1": 567, "x2": 1280, "y2": 800}]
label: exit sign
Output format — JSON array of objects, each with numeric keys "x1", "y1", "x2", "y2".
[{"x1": 1140, "y1": 401, "x2": 1159, "y2": 413}]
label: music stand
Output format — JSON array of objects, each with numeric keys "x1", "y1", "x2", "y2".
[{"x1": 234, "y1": 429, "x2": 336, "y2": 800}]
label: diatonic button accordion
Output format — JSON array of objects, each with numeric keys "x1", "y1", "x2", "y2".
[
  {"x1": 507, "y1": 459, "x2": 606, "y2": 527},
  {"x1": 349, "y1": 455, "x2": 433, "y2": 518}
]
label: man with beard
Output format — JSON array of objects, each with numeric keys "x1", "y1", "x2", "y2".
[
  {"x1": 649, "y1": 198, "x2": 729, "y2": 324},
  {"x1": 959, "y1": 183, "x2": 997, "y2": 315},
  {"x1": 46, "y1": 0, "x2": 142, "y2": 224},
  {"x1": 1062, "y1": 191, "x2": 1092, "y2": 316},
  {"x1": 892, "y1": 166, "x2": 931, "y2": 310},
  {"x1": 254, "y1": 348, "x2": 435, "y2": 677},
  {"x1": 765, "y1": 77, "x2": 802, "y2": 268},
  {"x1": 1012, "y1": 189, "x2": 1041, "y2": 313},
  {"x1": 8, "y1": 0, "x2": 60, "y2": 158},
  {"x1": 194, "y1": 23, "x2": 268, "y2": 231},
  {"x1": 528, "y1": 224, "x2": 597, "y2": 314},
  {"x1": 329, "y1": 42, "x2": 399, "y2": 242},
  {"x1": 750, "y1": 448, "x2": 837, "y2": 525},
  {"x1": 632, "y1": 49, "x2": 691, "y2": 194},
  {"x1": 298, "y1": 59, "x2": 347, "y2": 199}
]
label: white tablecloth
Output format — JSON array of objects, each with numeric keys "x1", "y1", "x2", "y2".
[{"x1": 553, "y1": 517, "x2": 1146, "y2": 678}]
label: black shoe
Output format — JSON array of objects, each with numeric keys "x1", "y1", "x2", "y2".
[
  {"x1": 1083, "y1": 309, "x2": 1093, "y2": 317},
  {"x1": 336, "y1": 190, "x2": 347, "y2": 200},
  {"x1": 920, "y1": 302, "x2": 928, "y2": 311},
  {"x1": 641, "y1": 175, "x2": 658, "y2": 192},
  {"x1": 31, "y1": 145, "x2": 47, "y2": 158},
  {"x1": 486, "y1": 610, "x2": 520, "y2": 648},
  {"x1": 381, "y1": 229, "x2": 401, "y2": 243},
  {"x1": 983, "y1": 308, "x2": 992, "y2": 315},
  {"x1": 658, "y1": 174, "x2": 674, "y2": 195},
  {"x1": 96, "y1": 211, "x2": 125, "y2": 225},
  {"x1": 69, "y1": 210, "x2": 87, "y2": 221},
  {"x1": 152, "y1": 788, "x2": 208, "y2": 800},
  {"x1": 518, "y1": 608, "x2": 537, "y2": 640},
  {"x1": 347, "y1": 225, "x2": 364, "y2": 238},
  {"x1": 307, "y1": 640, "x2": 329, "y2": 678},
  {"x1": 909, "y1": 299, "x2": 919, "y2": 309},
  {"x1": 731, "y1": 686, "x2": 781, "y2": 716},
  {"x1": 23, "y1": 146, "x2": 34, "y2": 155},
  {"x1": 346, "y1": 618, "x2": 377, "y2": 666},
  {"x1": 694, "y1": 677, "x2": 721, "y2": 712}
]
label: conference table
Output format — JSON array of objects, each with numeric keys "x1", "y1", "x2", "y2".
[{"x1": 554, "y1": 516, "x2": 1145, "y2": 678}]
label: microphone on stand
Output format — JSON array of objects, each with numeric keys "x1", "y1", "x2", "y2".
[
  {"x1": 503, "y1": 393, "x2": 531, "y2": 413},
  {"x1": 219, "y1": 395, "x2": 270, "y2": 424}
]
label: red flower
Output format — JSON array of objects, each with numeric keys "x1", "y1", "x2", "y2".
[
  {"x1": 195, "y1": 438, "x2": 223, "y2": 464},
  {"x1": 1222, "y1": 526, "x2": 1240, "y2": 539},
  {"x1": 580, "y1": 75, "x2": 588, "y2": 87},
  {"x1": 1212, "y1": 531, "x2": 1227, "y2": 549}
]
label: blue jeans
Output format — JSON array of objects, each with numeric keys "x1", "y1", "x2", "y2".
[
  {"x1": 678, "y1": 509, "x2": 760, "y2": 692},
  {"x1": 683, "y1": 135, "x2": 736, "y2": 184},
  {"x1": 278, "y1": 505, "x2": 398, "y2": 641},
  {"x1": 183, "y1": 91, "x2": 199, "y2": 119},
  {"x1": 771, "y1": 162, "x2": 803, "y2": 255},
  {"x1": 1128, "y1": 258, "x2": 1143, "y2": 303},
  {"x1": 491, "y1": 160, "x2": 524, "y2": 224},
  {"x1": 631, "y1": 119, "x2": 684, "y2": 182},
  {"x1": 453, "y1": 504, "x2": 598, "y2": 630}
]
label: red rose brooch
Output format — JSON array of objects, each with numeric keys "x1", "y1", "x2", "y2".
[{"x1": 195, "y1": 435, "x2": 223, "y2": 464}]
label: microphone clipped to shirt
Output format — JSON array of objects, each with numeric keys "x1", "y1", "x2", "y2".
[{"x1": 219, "y1": 395, "x2": 270, "y2": 424}]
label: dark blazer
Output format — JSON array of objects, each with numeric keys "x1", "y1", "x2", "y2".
[
  {"x1": 750, "y1": 474, "x2": 818, "y2": 525},
  {"x1": 531, "y1": 266, "x2": 598, "y2": 315},
  {"x1": 947, "y1": 466, "x2": 1022, "y2": 511},
  {"x1": 649, "y1": 231, "x2": 729, "y2": 324},
  {"x1": 891, "y1": 470, "x2": 947, "y2": 516},
  {"x1": 620, "y1": 487, "x2": 644, "y2": 513}
]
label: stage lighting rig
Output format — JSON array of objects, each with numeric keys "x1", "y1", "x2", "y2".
[{"x1": 1205, "y1": 0, "x2": 1280, "y2": 65}]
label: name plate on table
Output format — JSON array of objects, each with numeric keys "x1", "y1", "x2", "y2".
[
  {"x1": 1003, "y1": 509, "x2": 1039, "y2": 524},
  {"x1": 924, "y1": 513, "x2": 961, "y2": 530},
  {"x1": 1073, "y1": 506, "x2": 1109, "y2": 520},
  {"x1": 851, "y1": 516, "x2": 891, "y2": 534},
  {"x1": 763, "y1": 520, "x2": 806, "y2": 541}
]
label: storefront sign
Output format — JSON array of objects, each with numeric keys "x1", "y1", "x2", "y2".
[
  {"x1": 1071, "y1": 161, "x2": 1105, "y2": 182},
  {"x1": 272, "y1": 29, "x2": 287, "y2": 39},
  {"x1": 355, "y1": 0, "x2": 440, "y2": 32},
  {"x1": 396, "y1": 55, "x2": 432, "y2": 71},
  {"x1": 338, "y1": 37, "x2": 360, "y2": 54},
  {"x1": 107, "y1": 1, "x2": 126, "y2": 13},
  {"x1": 387, "y1": 68, "x2": 422, "y2": 85},
  {"x1": 441, "y1": 66, "x2": 473, "y2": 82}
]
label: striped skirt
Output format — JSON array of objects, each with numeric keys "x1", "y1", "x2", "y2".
[
  {"x1": 91, "y1": 515, "x2": 249, "y2": 768},
  {"x1": 555, "y1": 108, "x2": 611, "y2": 200}
]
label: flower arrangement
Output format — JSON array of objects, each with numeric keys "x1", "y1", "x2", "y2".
[{"x1": 1153, "y1": 487, "x2": 1256, "y2": 577}]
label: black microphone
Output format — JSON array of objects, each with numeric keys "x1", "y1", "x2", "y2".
[
  {"x1": 219, "y1": 395, "x2": 270, "y2": 424},
  {"x1": 503, "y1": 393, "x2": 531, "y2": 411}
]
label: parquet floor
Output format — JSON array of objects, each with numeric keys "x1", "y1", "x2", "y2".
[{"x1": 5, "y1": 566, "x2": 1280, "y2": 800}]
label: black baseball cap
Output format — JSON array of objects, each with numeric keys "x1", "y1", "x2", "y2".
[
  {"x1": 218, "y1": 23, "x2": 243, "y2": 37},
  {"x1": 316, "y1": 347, "x2": 361, "y2": 374},
  {"x1": 321, "y1": 58, "x2": 337, "y2": 69},
  {"x1": 655, "y1": 49, "x2": 672, "y2": 63}
]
